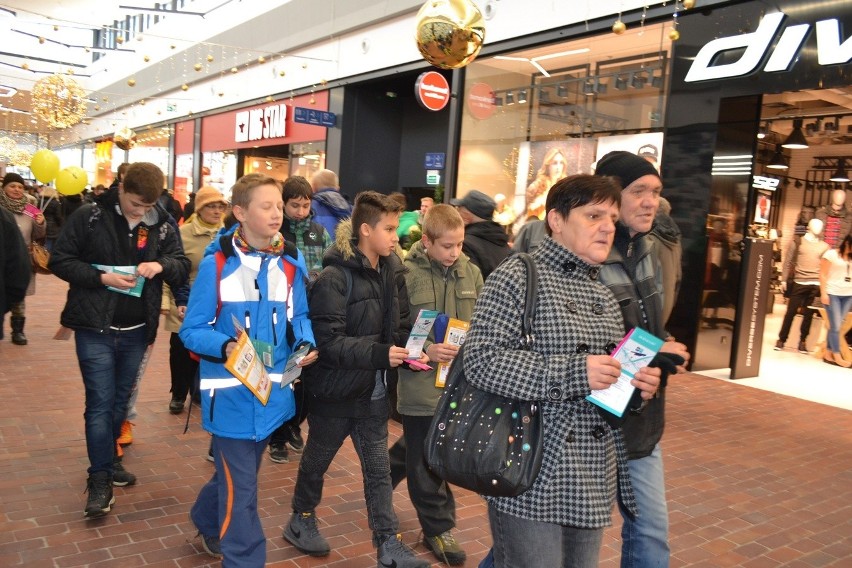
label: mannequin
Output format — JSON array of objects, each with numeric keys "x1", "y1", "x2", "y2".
[
  {"x1": 815, "y1": 190, "x2": 852, "y2": 248},
  {"x1": 776, "y1": 218, "x2": 829, "y2": 352}
]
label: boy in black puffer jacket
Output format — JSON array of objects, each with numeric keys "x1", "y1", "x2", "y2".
[{"x1": 284, "y1": 191, "x2": 429, "y2": 568}]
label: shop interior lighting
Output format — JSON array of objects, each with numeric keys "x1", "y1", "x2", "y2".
[
  {"x1": 766, "y1": 144, "x2": 789, "y2": 170},
  {"x1": 651, "y1": 73, "x2": 663, "y2": 89},
  {"x1": 505, "y1": 91, "x2": 514, "y2": 105},
  {"x1": 756, "y1": 122, "x2": 768, "y2": 139},
  {"x1": 494, "y1": 96, "x2": 503, "y2": 107},
  {"x1": 711, "y1": 154, "x2": 754, "y2": 176},
  {"x1": 494, "y1": 48, "x2": 590, "y2": 78},
  {"x1": 517, "y1": 89, "x2": 528, "y2": 104},
  {"x1": 556, "y1": 83, "x2": 568, "y2": 98},
  {"x1": 538, "y1": 88, "x2": 550, "y2": 103},
  {"x1": 615, "y1": 75, "x2": 628, "y2": 90},
  {"x1": 631, "y1": 71, "x2": 647, "y2": 89},
  {"x1": 583, "y1": 80, "x2": 595, "y2": 96},
  {"x1": 782, "y1": 118, "x2": 809, "y2": 149},
  {"x1": 830, "y1": 158, "x2": 850, "y2": 182}
]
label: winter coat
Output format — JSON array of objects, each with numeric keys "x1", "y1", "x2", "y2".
[
  {"x1": 48, "y1": 189, "x2": 189, "y2": 345},
  {"x1": 649, "y1": 213, "x2": 683, "y2": 326},
  {"x1": 40, "y1": 190, "x2": 64, "y2": 240},
  {"x1": 163, "y1": 216, "x2": 222, "y2": 333},
  {"x1": 512, "y1": 219, "x2": 547, "y2": 254},
  {"x1": 302, "y1": 219, "x2": 411, "y2": 418},
  {"x1": 0, "y1": 207, "x2": 30, "y2": 314},
  {"x1": 179, "y1": 232, "x2": 315, "y2": 440},
  {"x1": 461, "y1": 220, "x2": 510, "y2": 279},
  {"x1": 310, "y1": 188, "x2": 352, "y2": 237},
  {"x1": 5, "y1": 195, "x2": 46, "y2": 296},
  {"x1": 397, "y1": 240, "x2": 483, "y2": 416},
  {"x1": 598, "y1": 222, "x2": 667, "y2": 460},
  {"x1": 463, "y1": 236, "x2": 635, "y2": 527}
]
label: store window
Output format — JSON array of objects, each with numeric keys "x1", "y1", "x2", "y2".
[
  {"x1": 289, "y1": 142, "x2": 326, "y2": 179},
  {"x1": 203, "y1": 151, "x2": 238, "y2": 197},
  {"x1": 128, "y1": 126, "x2": 172, "y2": 182},
  {"x1": 457, "y1": 21, "x2": 673, "y2": 231}
]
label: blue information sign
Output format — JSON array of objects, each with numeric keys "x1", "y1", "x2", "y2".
[
  {"x1": 425, "y1": 152, "x2": 446, "y2": 170},
  {"x1": 293, "y1": 107, "x2": 337, "y2": 128}
]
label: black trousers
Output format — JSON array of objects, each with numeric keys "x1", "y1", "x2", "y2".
[
  {"x1": 270, "y1": 380, "x2": 305, "y2": 444},
  {"x1": 778, "y1": 283, "x2": 820, "y2": 343},
  {"x1": 401, "y1": 414, "x2": 456, "y2": 537},
  {"x1": 169, "y1": 332, "x2": 199, "y2": 401}
]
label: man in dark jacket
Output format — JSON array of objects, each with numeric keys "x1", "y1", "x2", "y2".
[
  {"x1": 285, "y1": 193, "x2": 428, "y2": 568},
  {"x1": 451, "y1": 190, "x2": 509, "y2": 279},
  {"x1": 310, "y1": 169, "x2": 352, "y2": 236},
  {"x1": 0, "y1": 207, "x2": 30, "y2": 334},
  {"x1": 596, "y1": 151, "x2": 690, "y2": 568},
  {"x1": 49, "y1": 163, "x2": 189, "y2": 519}
]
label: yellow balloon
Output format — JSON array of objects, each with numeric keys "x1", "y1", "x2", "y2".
[
  {"x1": 30, "y1": 149, "x2": 60, "y2": 183},
  {"x1": 55, "y1": 166, "x2": 88, "y2": 196},
  {"x1": 415, "y1": 0, "x2": 485, "y2": 69}
]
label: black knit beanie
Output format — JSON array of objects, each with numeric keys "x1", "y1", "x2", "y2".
[
  {"x1": 595, "y1": 151, "x2": 661, "y2": 190},
  {"x1": 2, "y1": 172, "x2": 25, "y2": 188}
]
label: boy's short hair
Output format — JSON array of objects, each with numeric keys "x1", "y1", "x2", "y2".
[
  {"x1": 116, "y1": 162, "x2": 131, "y2": 180},
  {"x1": 351, "y1": 191, "x2": 404, "y2": 233},
  {"x1": 422, "y1": 204, "x2": 464, "y2": 241},
  {"x1": 421, "y1": 196, "x2": 434, "y2": 205},
  {"x1": 231, "y1": 173, "x2": 280, "y2": 209},
  {"x1": 388, "y1": 192, "x2": 408, "y2": 210},
  {"x1": 282, "y1": 176, "x2": 313, "y2": 203},
  {"x1": 122, "y1": 162, "x2": 164, "y2": 203}
]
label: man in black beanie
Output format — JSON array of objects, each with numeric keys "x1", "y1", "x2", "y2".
[{"x1": 595, "y1": 150, "x2": 690, "y2": 568}]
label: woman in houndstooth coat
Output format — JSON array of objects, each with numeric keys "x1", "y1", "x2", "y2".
[{"x1": 464, "y1": 175, "x2": 662, "y2": 568}]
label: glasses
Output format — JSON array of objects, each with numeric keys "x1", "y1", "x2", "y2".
[{"x1": 204, "y1": 203, "x2": 227, "y2": 210}]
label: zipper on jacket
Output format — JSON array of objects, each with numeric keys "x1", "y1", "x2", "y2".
[
  {"x1": 209, "y1": 389, "x2": 216, "y2": 422},
  {"x1": 272, "y1": 307, "x2": 278, "y2": 346},
  {"x1": 244, "y1": 310, "x2": 251, "y2": 338}
]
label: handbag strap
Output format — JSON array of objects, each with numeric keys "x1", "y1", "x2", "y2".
[{"x1": 516, "y1": 253, "x2": 538, "y2": 349}]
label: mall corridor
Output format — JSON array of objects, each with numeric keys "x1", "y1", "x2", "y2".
[{"x1": 0, "y1": 274, "x2": 850, "y2": 567}]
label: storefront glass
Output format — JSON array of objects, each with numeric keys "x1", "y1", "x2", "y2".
[
  {"x1": 127, "y1": 126, "x2": 172, "y2": 182},
  {"x1": 289, "y1": 142, "x2": 326, "y2": 179},
  {"x1": 457, "y1": 21, "x2": 673, "y2": 231},
  {"x1": 203, "y1": 151, "x2": 238, "y2": 197}
]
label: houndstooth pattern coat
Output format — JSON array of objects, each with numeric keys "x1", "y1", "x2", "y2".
[{"x1": 464, "y1": 236, "x2": 637, "y2": 527}]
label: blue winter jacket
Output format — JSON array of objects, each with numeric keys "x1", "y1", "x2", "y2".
[
  {"x1": 310, "y1": 188, "x2": 352, "y2": 236},
  {"x1": 180, "y1": 231, "x2": 315, "y2": 440}
]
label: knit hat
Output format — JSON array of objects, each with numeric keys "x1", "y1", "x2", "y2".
[
  {"x1": 595, "y1": 151, "x2": 661, "y2": 190},
  {"x1": 451, "y1": 189, "x2": 496, "y2": 220},
  {"x1": 2, "y1": 173, "x2": 25, "y2": 188},
  {"x1": 193, "y1": 186, "x2": 228, "y2": 211}
]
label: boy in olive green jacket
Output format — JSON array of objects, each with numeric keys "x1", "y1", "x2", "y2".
[{"x1": 397, "y1": 204, "x2": 483, "y2": 566}]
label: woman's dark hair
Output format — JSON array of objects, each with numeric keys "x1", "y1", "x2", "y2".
[
  {"x1": 840, "y1": 235, "x2": 852, "y2": 260},
  {"x1": 544, "y1": 174, "x2": 621, "y2": 236}
]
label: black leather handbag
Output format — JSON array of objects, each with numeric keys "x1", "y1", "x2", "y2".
[{"x1": 424, "y1": 253, "x2": 544, "y2": 497}]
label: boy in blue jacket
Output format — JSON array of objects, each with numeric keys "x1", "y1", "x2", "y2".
[{"x1": 180, "y1": 173, "x2": 317, "y2": 566}]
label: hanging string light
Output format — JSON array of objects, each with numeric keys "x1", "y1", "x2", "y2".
[{"x1": 31, "y1": 74, "x2": 88, "y2": 129}]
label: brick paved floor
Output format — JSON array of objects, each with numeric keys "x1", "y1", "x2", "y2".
[{"x1": 0, "y1": 274, "x2": 850, "y2": 567}]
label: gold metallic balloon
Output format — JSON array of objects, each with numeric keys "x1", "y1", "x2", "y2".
[
  {"x1": 669, "y1": 29, "x2": 680, "y2": 41},
  {"x1": 683, "y1": 0, "x2": 696, "y2": 9},
  {"x1": 612, "y1": 20, "x2": 627, "y2": 35},
  {"x1": 415, "y1": 0, "x2": 485, "y2": 70}
]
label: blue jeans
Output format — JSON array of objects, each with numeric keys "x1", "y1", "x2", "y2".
[
  {"x1": 75, "y1": 327, "x2": 148, "y2": 475},
  {"x1": 191, "y1": 435, "x2": 270, "y2": 567},
  {"x1": 487, "y1": 503, "x2": 604, "y2": 567},
  {"x1": 292, "y1": 400, "x2": 398, "y2": 545},
  {"x1": 825, "y1": 295, "x2": 852, "y2": 353},
  {"x1": 618, "y1": 444, "x2": 670, "y2": 568}
]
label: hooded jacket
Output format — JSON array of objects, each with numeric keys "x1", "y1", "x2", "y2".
[
  {"x1": 649, "y1": 212, "x2": 682, "y2": 326},
  {"x1": 598, "y1": 222, "x2": 667, "y2": 460},
  {"x1": 179, "y1": 231, "x2": 315, "y2": 440},
  {"x1": 397, "y1": 240, "x2": 483, "y2": 416},
  {"x1": 302, "y1": 219, "x2": 411, "y2": 418},
  {"x1": 48, "y1": 189, "x2": 189, "y2": 345},
  {"x1": 311, "y1": 188, "x2": 352, "y2": 237},
  {"x1": 461, "y1": 220, "x2": 510, "y2": 279}
]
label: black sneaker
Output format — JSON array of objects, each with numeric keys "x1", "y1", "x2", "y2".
[
  {"x1": 774, "y1": 339, "x2": 784, "y2": 351},
  {"x1": 284, "y1": 425, "x2": 305, "y2": 453},
  {"x1": 84, "y1": 472, "x2": 115, "y2": 518},
  {"x1": 377, "y1": 534, "x2": 429, "y2": 568},
  {"x1": 206, "y1": 440, "x2": 214, "y2": 463},
  {"x1": 798, "y1": 341, "x2": 809, "y2": 354},
  {"x1": 189, "y1": 514, "x2": 223, "y2": 559},
  {"x1": 424, "y1": 531, "x2": 467, "y2": 566},
  {"x1": 168, "y1": 396, "x2": 185, "y2": 414},
  {"x1": 112, "y1": 459, "x2": 137, "y2": 487},
  {"x1": 283, "y1": 511, "x2": 330, "y2": 557},
  {"x1": 269, "y1": 442, "x2": 289, "y2": 463}
]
